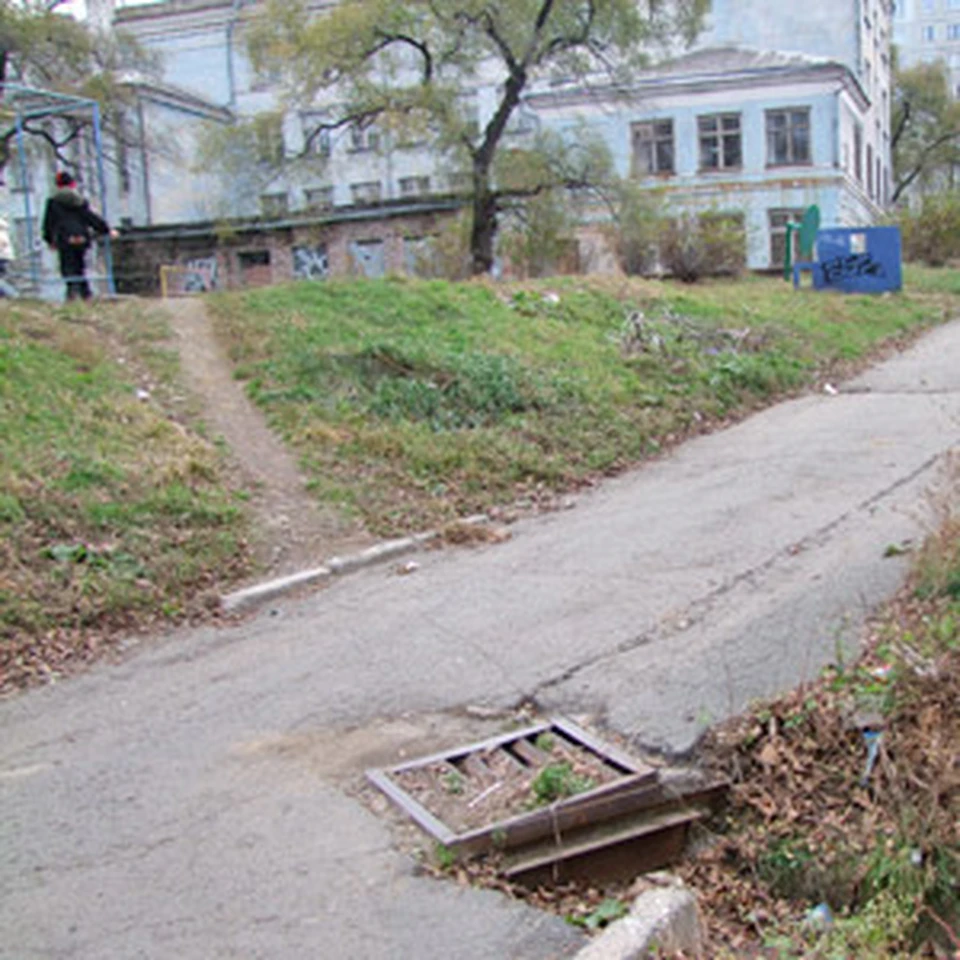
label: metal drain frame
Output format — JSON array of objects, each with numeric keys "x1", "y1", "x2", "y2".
[{"x1": 366, "y1": 717, "x2": 659, "y2": 858}]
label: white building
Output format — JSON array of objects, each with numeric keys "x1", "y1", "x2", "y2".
[
  {"x1": 39, "y1": 0, "x2": 895, "y2": 283},
  {"x1": 894, "y1": 0, "x2": 960, "y2": 99}
]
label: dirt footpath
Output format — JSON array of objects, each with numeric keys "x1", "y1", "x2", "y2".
[{"x1": 161, "y1": 298, "x2": 373, "y2": 580}]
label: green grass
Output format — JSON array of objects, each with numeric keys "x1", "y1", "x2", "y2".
[
  {"x1": 0, "y1": 301, "x2": 251, "y2": 687},
  {"x1": 207, "y1": 268, "x2": 956, "y2": 535}
]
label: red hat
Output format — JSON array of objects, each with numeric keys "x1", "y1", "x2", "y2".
[{"x1": 55, "y1": 171, "x2": 76, "y2": 188}]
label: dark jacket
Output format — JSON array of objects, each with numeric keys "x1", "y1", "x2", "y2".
[{"x1": 42, "y1": 188, "x2": 110, "y2": 250}]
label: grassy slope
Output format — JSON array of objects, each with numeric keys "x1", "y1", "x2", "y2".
[
  {"x1": 208, "y1": 267, "x2": 958, "y2": 535},
  {"x1": 0, "y1": 301, "x2": 252, "y2": 690}
]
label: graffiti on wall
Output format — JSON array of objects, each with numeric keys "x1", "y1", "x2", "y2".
[
  {"x1": 293, "y1": 244, "x2": 330, "y2": 280},
  {"x1": 180, "y1": 256, "x2": 219, "y2": 294},
  {"x1": 349, "y1": 239, "x2": 385, "y2": 278}
]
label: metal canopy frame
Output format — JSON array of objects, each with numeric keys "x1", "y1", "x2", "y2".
[{"x1": 2, "y1": 82, "x2": 115, "y2": 296}]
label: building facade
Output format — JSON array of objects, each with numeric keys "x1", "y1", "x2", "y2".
[
  {"x1": 16, "y1": 0, "x2": 895, "y2": 291},
  {"x1": 894, "y1": 0, "x2": 960, "y2": 99}
]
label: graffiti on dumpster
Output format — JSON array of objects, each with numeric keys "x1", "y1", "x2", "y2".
[{"x1": 820, "y1": 253, "x2": 886, "y2": 286}]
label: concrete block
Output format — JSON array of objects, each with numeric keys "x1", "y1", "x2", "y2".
[{"x1": 573, "y1": 887, "x2": 702, "y2": 960}]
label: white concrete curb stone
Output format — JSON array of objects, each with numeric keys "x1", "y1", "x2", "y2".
[
  {"x1": 220, "y1": 515, "x2": 493, "y2": 613},
  {"x1": 573, "y1": 886, "x2": 703, "y2": 960}
]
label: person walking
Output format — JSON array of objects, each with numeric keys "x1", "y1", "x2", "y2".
[{"x1": 42, "y1": 171, "x2": 118, "y2": 301}]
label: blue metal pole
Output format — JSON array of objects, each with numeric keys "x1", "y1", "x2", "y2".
[
  {"x1": 91, "y1": 102, "x2": 116, "y2": 295},
  {"x1": 14, "y1": 111, "x2": 41, "y2": 294}
]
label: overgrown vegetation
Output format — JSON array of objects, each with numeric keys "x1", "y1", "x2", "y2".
[
  {"x1": 895, "y1": 191, "x2": 960, "y2": 267},
  {"x1": 207, "y1": 268, "x2": 954, "y2": 536},
  {"x1": 680, "y1": 485, "x2": 960, "y2": 956},
  {"x1": 0, "y1": 301, "x2": 251, "y2": 691}
]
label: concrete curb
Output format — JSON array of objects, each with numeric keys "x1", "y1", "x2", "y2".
[
  {"x1": 220, "y1": 515, "x2": 490, "y2": 614},
  {"x1": 573, "y1": 882, "x2": 703, "y2": 960}
]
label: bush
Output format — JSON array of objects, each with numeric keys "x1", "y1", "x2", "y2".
[
  {"x1": 608, "y1": 182, "x2": 666, "y2": 276},
  {"x1": 500, "y1": 189, "x2": 579, "y2": 279},
  {"x1": 659, "y1": 211, "x2": 747, "y2": 282},
  {"x1": 895, "y1": 191, "x2": 960, "y2": 266}
]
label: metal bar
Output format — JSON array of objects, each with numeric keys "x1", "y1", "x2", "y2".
[
  {"x1": 14, "y1": 112, "x2": 40, "y2": 294},
  {"x1": 91, "y1": 102, "x2": 116, "y2": 296},
  {"x1": 365, "y1": 769, "x2": 457, "y2": 846},
  {"x1": 384, "y1": 722, "x2": 551, "y2": 775},
  {"x1": 551, "y1": 717, "x2": 650, "y2": 774}
]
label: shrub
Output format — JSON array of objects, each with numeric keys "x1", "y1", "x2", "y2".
[
  {"x1": 500, "y1": 189, "x2": 579, "y2": 279},
  {"x1": 660, "y1": 211, "x2": 747, "y2": 282},
  {"x1": 895, "y1": 191, "x2": 960, "y2": 266},
  {"x1": 607, "y1": 182, "x2": 666, "y2": 276}
]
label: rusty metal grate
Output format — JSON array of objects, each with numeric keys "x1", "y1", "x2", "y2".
[{"x1": 367, "y1": 717, "x2": 726, "y2": 884}]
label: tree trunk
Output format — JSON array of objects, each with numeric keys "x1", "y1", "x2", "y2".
[{"x1": 470, "y1": 170, "x2": 498, "y2": 276}]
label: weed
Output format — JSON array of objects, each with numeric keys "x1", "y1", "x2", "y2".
[
  {"x1": 433, "y1": 843, "x2": 456, "y2": 871},
  {"x1": 533, "y1": 732, "x2": 556, "y2": 753},
  {"x1": 442, "y1": 770, "x2": 465, "y2": 795},
  {"x1": 529, "y1": 762, "x2": 596, "y2": 805},
  {"x1": 567, "y1": 898, "x2": 629, "y2": 930}
]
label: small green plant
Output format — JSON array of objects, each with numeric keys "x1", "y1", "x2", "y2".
[
  {"x1": 433, "y1": 843, "x2": 456, "y2": 871},
  {"x1": 442, "y1": 769, "x2": 465, "y2": 795},
  {"x1": 530, "y1": 762, "x2": 596, "y2": 805},
  {"x1": 567, "y1": 898, "x2": 629, "y2": 930},
  {"x1": 533, "y1": 732, "x2": 556, "y2": 753}
]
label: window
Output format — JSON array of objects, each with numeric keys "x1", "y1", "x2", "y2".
[
  {"x1": 922, "y1": 0, "x2": 935, "y2": 12},
  {"x1": 304, "y1": 186, "x2": 334, "y2": 210},
  {"x1": 238, "y1": 250, "x2": 270, "y2": 268},
  {"x1": 350, "y1": 180, "x2": 383, "y2": 204},
  {"x1": 308, "y1": 128, "x2": 331, "y2": 157},
  {"x1": 949, "y1": 23, "x2": 960, "y2": 39},
  {"x1": 349, "y1": 123, "x2": 380, "y2": 153},
  {"x1": 951, "y1": 0, "x2": 960, "y2": 8},
  {"x1": 631, "y1": 119, "x2": 675, "y2": 176},
  {"x1": 766, "y1": 109, "x2": 811, "y2": 166},
  {"x1": 769, "y1": 209, "x2": 806, "y2": 270},
  {"x1": 698, "y1": 113, "x2": 742, "y2": 171},
  {"x1": 260, "y1": 192, "x2": 289, "y2": 217},
  {"x1": 923, "y1": 25, "x2": 936, "y2": 41},
  {"x1": 398, "y1": 175, "x2": 430, "y2": 197},
  {"x1": 866, "y1": 143, "x2": 874, "y2": 197}
]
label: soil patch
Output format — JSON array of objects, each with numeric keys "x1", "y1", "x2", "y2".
[
  {"x1": 161, "y1": 298, "x2": 374, "y2": 580},
  {"x1": 390, "y1": 729, "x2": 624, "y2": 834}
]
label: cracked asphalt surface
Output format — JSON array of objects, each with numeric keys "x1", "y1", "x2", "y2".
[{"x1": 3, "y1": 321, "x2": 960, "y2": 959}]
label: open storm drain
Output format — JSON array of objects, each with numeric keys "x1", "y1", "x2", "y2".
[{"x1": 367, "y1": 717, "x2": 727, "y2": 885}]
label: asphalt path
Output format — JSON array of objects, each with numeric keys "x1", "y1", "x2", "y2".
[{"x1": 3, "y1": 319, "x2": 960, "y2": 959}]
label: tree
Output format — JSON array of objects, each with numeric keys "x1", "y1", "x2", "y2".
[
  {"x1": 248, "y1": 0, "x2": 706, "y2": 275},
  {"x1": 891, "y1": 59, "x2": 960, "y2": 203},
  {"x1": 0, "y1": 1, "x2": 157, "y2": 175}
]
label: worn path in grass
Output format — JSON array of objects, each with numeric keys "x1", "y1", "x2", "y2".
[
  {"x1": 162, "y1": 297, "x2": 372, "y2": 579},
  {"x1": 4, "y1": 317, "x2": 960, "y2": 959}
]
